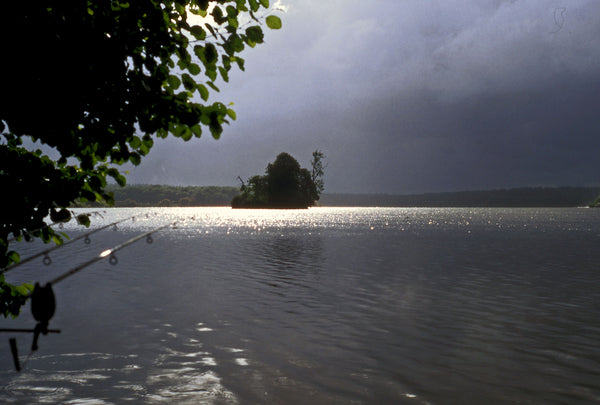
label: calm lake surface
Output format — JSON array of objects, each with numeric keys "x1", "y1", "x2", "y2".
[{"x1": 1, "y1": 207, "x2": 600, "y2": 404}]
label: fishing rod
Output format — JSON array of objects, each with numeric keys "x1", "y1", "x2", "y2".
[
  {"x1": 0, "y1": 214, "x2": 141, "y2": 275},
  {"x1": 2, "y1": 219, "x2": 178, "y2": 371},
  {"x1": 46, "y1": 220, "x2": 175, "y2": 286}
]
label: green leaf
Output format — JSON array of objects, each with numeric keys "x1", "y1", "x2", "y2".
[
  {"x1": 227, "y1": 35, "x2": 245, "y2": 54},
  {"x1": 14, "y1": 286, "x2": 29, "y2": 296},
  {"x1": 205, "y1": 44, "x2": 218, "y2": 64},
  {"x1": 218, "y1": 66, "x2": 229, "y2": 82},
  {"x1": 50, "y1": 209, "x2": 71, "y2": 223},
  {"x1": 245, "y1": 26, "x2": 264, "y2": 44},
  {"x1": 228, "y1": 17, "x2": 239, "y2": 29},
  {"x1": 266, "y1": 15, "x2": 282, "y2": 30},
  {"x1": 52, "y1": 234, "x2": 63, "y2": 246},
  {"x1": 226, "y1": 109, "x2": 237, "y2": 120},
  {"x1": 190, "y1": 25, "x2": 206, "y2": 40},
  {"x1": 248, "y1": 0, "x2": 260, "y2": 12},
  {"x1": 139, "y1": 142, "x2": 150, "y2": 155},
  {"x1": 200, "y1": 113, "x2": 212, "y2": 125},
  {"x1": 175, "y1": 3, "x2": 186, "y2": 16},
  {"x1": 198, "y1": 0, "x2": 209, "y2": 11},
  {"x1": 129, "y1": 153, "x2": 142, "y2": 165},
  {"x1": 191, "y1": 124, "x2": 202, "y2": 138},
  {"x1": 233, "y1": 56, "x2": 245, "y2": 71},
  {"x1": 81, "y1": 189, "x2": 97, "y2": 202},
  {"x1": 206, "y1": 69, "x2": 217, "y2": 82},
  {"x1": 207, "y1": 81, "x2": 220, "y2": 92},
  {"x1": 7, "y1": 251, "x2": 20, "y2": 265},
  {"x1": 180, "y1": 126, "x2": 193, "y2": 141},
  {"x1": 22, "y1": 283, "x2": 35, "y2": 293},
  {"x1": 205, "y1": 23, "x2": 217, "y2": 38},
  {"x1": 259, "y1": 0, "x2": 269, "y2": 8},
  {"x1": 129, "y1": 136, "x2": 141, "y2": 149},
  {"x1": 167, "y1": 75, "x2": 181, "y2": 90},
  {"x1": 76, "y1": 214, "x2": 91, "y2": 227},
  {"x1": 177, "y1": 57, "x2": 189, "y2": 71},
  {"x1": 235, "y1": 0, "x2": 248, "y2": 11},
  {"x1": 194, "y1": 45, "x2": 205, "y2": 61},
  {"x1": 210, "y1": 120, "x2": 222, "y2": 139},
  {"x1": 188, "y1": 63, "x2": 201, "y2": 76},
  {"x1": 108, "y1": 168, "x2": 127, "y2": 186},
  {"x1": 182, "y1": 73, "x2": 196, "y2": 91},
  {"x1": 197, "y1": 84, "x2": 209, "y2": 101},
  {"x1": 140, "y1": 136, "x2": 153, "y2": 154},
  {"x1": 212, "y1": 6, "x2": 227, "y2": 25},
  {"x1": 226, "y1": 5, "x2": 238, "y2": 18},
  {"x1": 142, "y1": 135, "x2": 154, "y2": 148}
]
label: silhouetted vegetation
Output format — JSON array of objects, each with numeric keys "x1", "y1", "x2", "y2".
[
  {"x1": 0, "y1": 1, "x2": 282, "y2": 318},
  {"x1": 232, "y1": 151, "x2": 325, "y2": 208},
  {"x1": 590, "y1": 195, "x2": 600, "y2": 208},
  {"x1": 74, "y1": 185, "x2": 600, "y2": 208},
  {"x1": 75, "y1": 185, "x2": 239, "y2": 207}
]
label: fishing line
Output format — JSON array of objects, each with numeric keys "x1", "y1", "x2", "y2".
[
  {"x1": 46, "y1": 220, "x2": 177, "y2": 287},
  {"x1": 0, "y1": 214, "x2": 142, "y2": 275},
  {"x1": 2, "y1": 218, "x2": 182, "y2": 372},
  {"x1": 5, "y1": 210, "x2": 107, "y2": 244}
]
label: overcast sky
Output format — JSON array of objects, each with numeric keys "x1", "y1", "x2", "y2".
[{"x1": 126, "y1": 0, "x2": 600, "y2": 194}]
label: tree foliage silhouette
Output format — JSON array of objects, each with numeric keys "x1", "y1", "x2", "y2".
[
  {"x1": 232, "y1": 151, "x2": 325, "y2": 208},
  {"x1": 0, "y1": 0, "x2": 281, "y2": 317}
]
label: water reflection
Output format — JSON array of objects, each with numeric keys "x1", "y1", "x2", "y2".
[
  {"x1": 1, "y1": 319, "x2": 244, "y2": 404},
  {"x1": 2, "y1": 207, "x2": 600, "y2": 404},
  {"x1": 252, "y1": 233, "x2": 324, "y2": 288}
]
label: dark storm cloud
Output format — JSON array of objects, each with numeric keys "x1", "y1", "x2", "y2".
[
  {"x1": 127, "y1": 0, "x2": 600, "y2": 193},
  {"x1": 348, "y1": 76, "x2": 600, "y2": 193}
]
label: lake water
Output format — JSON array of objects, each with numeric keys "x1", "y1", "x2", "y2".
[{"x1": 1, "y1": 207, "x2": 600, "y2": 404}]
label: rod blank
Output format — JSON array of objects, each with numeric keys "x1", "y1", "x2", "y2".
[
  {"x1": 1, "y1": 215, "x2": 138, "y2": 275},
  {"x1": 46, "y1": 222, "x2": 175, "y2": 288}
]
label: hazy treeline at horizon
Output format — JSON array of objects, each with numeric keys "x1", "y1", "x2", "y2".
[
  {"x1": 75, "y1": 184, "x2": 240, "y2": 207},
  {"x1": 320, "y1": 187, "x2": 600, "y2": 207},
  {"x1": 74, "y1": 185, "x2": 600, "y2": 208}
]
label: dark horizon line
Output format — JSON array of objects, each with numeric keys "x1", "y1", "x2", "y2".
[{"x1": 117, "y1": 183, "x2": 600, "y2": 196}]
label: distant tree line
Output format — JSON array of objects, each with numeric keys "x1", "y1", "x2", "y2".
[
  {"x1": 75, "y1": 185, "x2": 599, "y2": 208},
  {"x1": 75, "y1": 185, "x2": 239, "y2": 207},
  {"x1": 319, "y1": 187, "x2": 600, "y2": 207}
]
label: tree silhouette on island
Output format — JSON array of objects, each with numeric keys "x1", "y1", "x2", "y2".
[{"x1": 232, "y1": 151, "x2": 325, "y2": 209}]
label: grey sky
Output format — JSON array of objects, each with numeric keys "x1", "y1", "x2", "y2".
[{"x1": 126, "y1": 0, "x2": 600, "y2": 194}]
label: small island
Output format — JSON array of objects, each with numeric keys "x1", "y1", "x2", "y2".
[{"x1": 231, "y1": 151, "x2": 325, "y2": 209}]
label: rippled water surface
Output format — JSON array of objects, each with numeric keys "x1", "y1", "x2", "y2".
[{"x1": 2, "y1": 207, "x2": 600, "y2": 404}]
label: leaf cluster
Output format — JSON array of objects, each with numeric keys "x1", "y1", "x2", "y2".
[{"x1": 0, "y1": 1, "x2": 281, "y2": 317}]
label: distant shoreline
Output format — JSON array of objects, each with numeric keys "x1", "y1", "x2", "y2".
[
  {"x1": 75, "y1": 185, "x2": 600, "y2": 208},
  {"x1": 319, "y1": 187, "x2": 600, "y2": 208}
]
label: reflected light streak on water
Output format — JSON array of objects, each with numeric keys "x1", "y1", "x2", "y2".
[{"x1": 1, "y1": 207, "x2": 600, "y2": 404}]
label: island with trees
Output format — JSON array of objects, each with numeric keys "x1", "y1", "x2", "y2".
[{"x1": 231, "y1": 151, "x2": 325, "y2": 209}]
